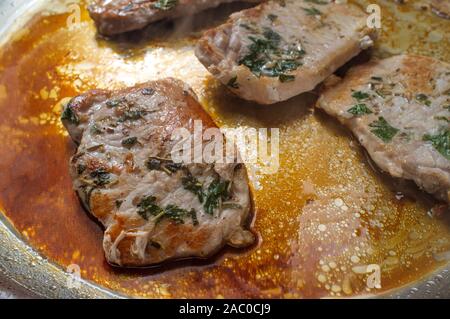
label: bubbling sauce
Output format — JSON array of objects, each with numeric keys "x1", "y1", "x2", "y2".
[{"x1": 0, "y1": 0, "x2": 449, "y2": 297}]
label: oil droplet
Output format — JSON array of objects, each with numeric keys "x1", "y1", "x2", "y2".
[{"x1": 351, "y1": 255, "x2": 360, "y2": 263}]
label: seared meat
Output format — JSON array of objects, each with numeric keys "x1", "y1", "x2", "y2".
[
  {"x1": 61, "y1": 78, "x2": 254, "y2": 266},
  {"x1": 195, "y1": 0, "x2": 376, "y2": 104},
  {"x1": 432, "y1": 0, "x2": 450, "y2": 19},
  {"x1": 88, "y1": 0, "x2": 263, "y2": 36},
  {"x1": 316, "y1": 55, "x2": 450, "y2": 203}
]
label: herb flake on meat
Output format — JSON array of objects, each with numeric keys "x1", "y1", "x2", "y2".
[
  {"x1": 137, "y1": 196, "x2": 164, "y2": 220},
  {"x1": 164, "y1": 205, "x2": 193, "y2": 224},
  {"x1": 153, "y1": 0, "x2": 178, "y2": 11},
  {"x1": 61, "y1": 105, "x2": 79, "y2": 125},
  {"x1": 267, "y1": 14, "x2": 278, "y2": 22},
  {"x1": 77, "y1": 164, "x2": 86, "y2": 175},
  {"x1": 347, "y1": 103, "x2": 373, "y2": 116},
  {"x1": 90, "y1": 168, "x2": 111, "y2": 186},
  {"x1": 369, "y1": 117, "x2": 399, "y2": 143},
  {"x1": 352, "y1": 91, "x2": 370, "y2": 101},
  {"x1": 304, "y1": 0, "x2": 329, "y2": 4},
  {"x1": 182, "y1": 174, "x2": 204, "y2": 202},
  {"x1": 106, "y1": 99, "x2": 123, "y2": 108},
  {"x1": 239, "y1": 28, "x2": 305, "y2": 83},
  {"x1": 141, "y1": 88, "x2": 155, "y2": 96},
  {"x1": 118, "y1": 110, "x2": 145, "y2": 122},
  {"x1": 90, "y1": 123, "x2": 102, "y2": 135},
  {"x1": 435, "y1": 116, "x2": 450, "y2": 123},
  {"x1": 137, "y1": 196, "x2": 198, "y2": 225},
  {"x1": 121, "y1": 137, "x2": 138, "y2": 148},
  {"x1": 423, "y1": 129, "x2": 450, "y2": 160},
  {"x1": 302, "y1": 7, "x2": 322, "y2": 16},
  {"x1": 203, "y1": 179, "x2": 231, "y2": 215},
  {"x1": 279, "y1": 74, "x2": 295, "y2": 83},
  {"x1": 415, "y1": 93, "x2": 432, "y2": 107},
  {"x1": 227, "y1": 76, "x2": 239, "y2": 89},
  {"x1": 145, "y1": 157, "x2": 183, "y2": 175}
]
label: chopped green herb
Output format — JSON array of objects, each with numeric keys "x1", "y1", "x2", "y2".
[
  {"x1": 77, "y1": 164, "x2": 86, "y2": 175},
  {"x1": 203, "y1": 179, "x2": 231, "y2": 215},
  {"x1": 86, "y1": 144, "x2": 105, "y2": 152},
  {"x1": 369, "y1": 117, "x2": 399, "y2": 143},
  {"x1": 352, "y1": 91, "x2": 370, "y2": 101},
  {"x1": 121, "y1": 137, "x2": 138, "y2": 148},
  {"x1": 141, "y1": 88, "x2": 155, "y2": 96},
  {"x1": 415, "y1": 93, "x2": 432, "y2": 107},
  {"x1": 227, "y1": 76, "x2": 239, "y2": 89},
  {"x1": 115, "y1": 200, "x2": 123, "y2": 209},
  {"x1": 279, "y1": 74, "x2": 295, "y2": 83},
  {"x1": 182, "y1": 174, "x2": 204, "y2": 202},
  {"x1": 82, "y1": 186, "x2": 96, "y2": 209},
  {"x1": 106, "y1": 99, "x2": 123, "y2": 108},
  {"x1": 153, "y1": 0, "x2": 178, "y2": 10},
  {"x1": 61, "y1": 105, "x2": 79, "y2": 125},
  {"x1": 347, "y1": 103, "x2": 373, "y2": 116},
  {"x1": 375, "y1": 89, "x2": 389, "y2": 98},
  {"x1": 189, "y1": 209, "x2": 199, "y2": 226},
  {"x1": 163, "y1": 205, "x2": 191, "y2": 224},
  {"x1": 302, "y1": 7, "x2": 322, "y2": 16},
  {"x1": 137, "y1": 196, "x2": 163, "y2": 220},
  {"x1": 222, "y1": 203, "x2": 243, "y2": 210},
  {"x1": 145, "y1": 157, "x2": 183, "y2": 175},
  {"x1": 423, "y1": 129, "x2": 450, "y2": 160},
  {"x1": 304, "y1": 0, "x2": 329, "y2": 4},
  {"x1": 90, "y1": 123, "x2": 102, "y2": 135},
  {"x1": 165, "y1": 162, "x2": 183, "y2": 173},
  {"x1": 118, "y1": 110, "x2": 144, "y2": 122},
  {"x1": 90, "y1": 169, "x2": 111, "y2": 186},
  {"x1": 263, "y1": 28, "x2": 282, "y2": 42},
  {"x1": 435, "y1": 116, "x2": 450, "y2": 123},
  {"x1": 239, "y1": 23, "x2": 255, "y2": 31},
  {"x1": 145, "y1": 157, "x2": 162, "y2": 171},
  {"x1": 239, "y1": 27, "x2": 305, "y2": 82},
  {"x1": 267, "y1": 14, "x2": 278, "y2": 21},
  {"x1": 136, "y1": 196, "x2": 198, "y2": 225},
  {"x1": 398, "y1": 131, "x2": 412, "y2": 142}
]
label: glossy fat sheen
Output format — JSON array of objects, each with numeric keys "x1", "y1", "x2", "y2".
[
  {"x1": 195, "y1": 0, "x2": 376, "y2": 104},
  {"x1": 317, "y1": 55, "x2": 450, "y2": 203},
  {"x1": 88, "y1": 0, "x2": 263, "y2": 36},
  {"x1": 62, "y1": 78, "x2": 254, "y2": 266}
]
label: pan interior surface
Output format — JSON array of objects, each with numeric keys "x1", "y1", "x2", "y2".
[{"x1": 0, "y1": 0, "x2": 449, "y2": 298}]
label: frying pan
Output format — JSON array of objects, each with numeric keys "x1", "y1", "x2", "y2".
[{"x1": 0, "y1": 0, "x2": 449, "y2": 298}]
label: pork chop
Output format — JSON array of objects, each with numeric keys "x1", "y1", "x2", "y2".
[
  {"x1": 88, "y1": 0, "x2": 263, "y2": 36},
  {"x1": 61, "y1": 78, "x2": 254, "y2": 266},
  {"x1": 195, "y1": 0, "x2": 376, "y2": 104},
  {"x1": 432, "y1": 0, "x2": 450, "y2": 19},
  {"x1": 316, "y1": 55, "x2": 450, "y2": 203}
]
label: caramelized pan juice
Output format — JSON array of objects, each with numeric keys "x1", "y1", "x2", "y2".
[{"x1": 0, "y1": 0, "x2": 449, "y2": 297}]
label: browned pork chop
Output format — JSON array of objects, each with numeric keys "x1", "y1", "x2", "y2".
[
  {"x1": 432, "y1": 0, "x2": 450, "y2": 19},
  {"x1": 317, "y1": 55, "x2": 450, "y2": 203},
  {"x1": 88, "y1": 0, "x2": 263, "y2": 36},
  {"x1": 61, "y1": 78, "x2": 254, "y2": 266},
  {"x1": 195, "y1": 0, "x2": 376, "y2": 104}
]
